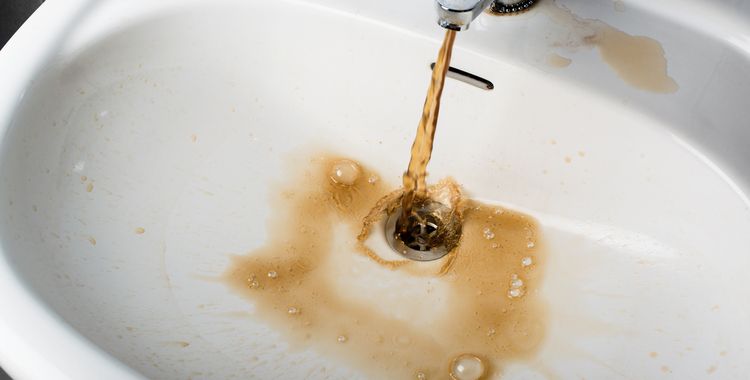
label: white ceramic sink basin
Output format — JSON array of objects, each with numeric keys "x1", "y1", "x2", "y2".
[{"x1": 1, "y1": 0, "x2": 750, "y2": 378}]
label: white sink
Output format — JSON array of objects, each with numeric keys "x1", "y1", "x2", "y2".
[{"x1": 1, "y1": 0, "x2": 749, "y2": 378}]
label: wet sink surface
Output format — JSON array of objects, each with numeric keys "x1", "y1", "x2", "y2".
[{"x1": 1, "y1": 0, "x2": 749, "y2": 378}]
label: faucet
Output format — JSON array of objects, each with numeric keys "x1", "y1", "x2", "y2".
[{"x1": 435, "y1": 0, "x2": 536, "y2": 31}]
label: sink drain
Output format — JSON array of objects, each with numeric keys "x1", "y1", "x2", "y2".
[
  {"x1": 384, "y1": 200, "x2": 462, "y2": 261},
  {"x1": 490, "y1": 0, "x2": 537, "y2": 15}
]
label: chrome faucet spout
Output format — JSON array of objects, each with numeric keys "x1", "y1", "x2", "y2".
[{"x1": 435, "y1": 0, "x2": 493, "y2": 31}]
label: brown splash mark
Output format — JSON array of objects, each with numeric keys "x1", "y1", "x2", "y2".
[
  {"x1": 536, "y1": 0, "x2": 678, "y2": 93},
  {"x1": 547, "y1": 53, "x2": 572, "y2": 68},
  {"x1": 224, "y1": 154, "x2": 548, "y2": 378},
  {"x1": 164, "y1": 341, "x2": 191, "y2": 348},
  {"x1": 585, "y1": 29, "x2": 678, "y2": 93}
]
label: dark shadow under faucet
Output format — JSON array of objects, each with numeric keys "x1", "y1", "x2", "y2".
[{"x1": 436, "y1": 0, "x2": 537, "y2": 31}]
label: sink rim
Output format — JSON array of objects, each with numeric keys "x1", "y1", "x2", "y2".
[{"x1": 0, "y1": 1, "x2": 142, "y2": 378}]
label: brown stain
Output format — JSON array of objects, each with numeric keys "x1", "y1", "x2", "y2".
[
  {"x1": 586, "y1": 29, "x2": 678, "y2": 93},
  {"x1": 539, "y1": 0, "x2": 678, "y2": 93},
  {"x1": 547, "y1": 53, "x2": 572, "y2": 68},
  {"x1": 166, "y1": 341, "x2": 191, "y2": 348},
  {"x1": 649, "y1": 351, "x2": 659, "y2": 358},
  {"x1": 86, "y1": 182, "x2": 94, "y2": 193},
  {"x1": 135, "y1": 227, "x2": 146, "y2": 235},
  {"x1": 88, "y1": 237, "x2": 97, "y2": 246},
  {"x1": 224, "y1": 155, "x2": 548, "y2": 378}
]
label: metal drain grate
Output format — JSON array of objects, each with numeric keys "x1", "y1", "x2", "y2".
[{"x1": 384, "y1": 200, "x2": 462, "y2": 261}]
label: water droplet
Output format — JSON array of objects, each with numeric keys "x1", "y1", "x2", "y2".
[
  {"x1": 510, "y1": 278, "x2": 524, "y2": 289},
  {"x1": 247, "y1": 274, "x2": 260, "y2": 289},
  {"x1": 490, "y1": 243, "x2": 499, "y2": 249},
  {"x1": 287, "y1": 306, "x2": 299, "y2": 315},
  {"x1": 367, "y1": 175, "x2": 379, "y2": 184},
  {"x1": 482, "y1": 227, "x2": 495, "y2": 240},
  {"x1": 329, "y1": 160, "x2": 361, "y2": 186},
  {"x1": 508, "y1": 274, "x2": 525, "y2": 297},
  {"x1": 494, "y1": 208, "x2": 504, "y2": 215},
  {"x1": 449, "y1": 354, "x2": 485, "y2": 380},
  {"x1": 267, "y1": 270, "x2": 278, "y2": 279},
  {"x1": 73, "y1": 160, "x2": 85, "y2": 172},
  {"x1": 526, "y1": 241, "x2": 535, "y2": 249},
  {"x1": 487, "y1": 328, "x2": 496, "y2": 337},
  {"x1": 337, "y1": 335, "x2": 348, "y2": 343},
  {"x1": 416, "y1": 371, "x2": 427, "y2": 380},
  {"x1": 521, "y1": 256, "x2": 533, "y2": 267}
]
